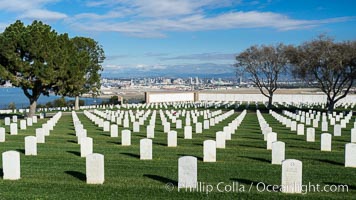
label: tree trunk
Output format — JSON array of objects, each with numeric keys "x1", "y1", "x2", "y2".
[
  {"x1": 327, "y1": 100, "x2": 335, "y2": 112},
  {"x1": 28, "y1": 99, "x2": 37, "y2": 118},
  {"x1": 267, "y1": 94, "x2": 273, "y2": 109},
  {"x1": 75, "y1": 96, "x2": 80, "y2": 110}
]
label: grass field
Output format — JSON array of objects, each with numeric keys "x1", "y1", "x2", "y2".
[{"x1": 0, "y1": 105, "x2": 355, "y2": 199}]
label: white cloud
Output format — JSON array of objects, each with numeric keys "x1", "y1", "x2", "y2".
[{"x1": 20, "y1": 9, "x2": 67, "y2": 21}]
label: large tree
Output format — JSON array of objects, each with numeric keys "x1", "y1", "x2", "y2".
[
  {"x1": 288, "y1": 36, "x2": 356, "y2": 111},
  {"x1": 57, "y1": 37, "x2": 105, "y2": 110},
  {"x1": 0, "y1": 20, "x2": 70, "y2": 117},
  {"x1": 235, "y1": 44, "x2": 289, "y2": 108}
]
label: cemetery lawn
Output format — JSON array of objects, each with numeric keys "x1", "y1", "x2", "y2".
[{"x1": 0, "y1": 109, "x2": 355, "y2": 199}]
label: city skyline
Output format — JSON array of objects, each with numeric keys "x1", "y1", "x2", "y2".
[{"x1": 0, "y1": 0, "x2": 355, "y2": 78}]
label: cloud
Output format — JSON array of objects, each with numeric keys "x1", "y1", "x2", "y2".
[
  {"x1": 20, "y1": 9, "x2": 67, "y2": 21},
  {"x1": 161, "y1": 53, "x2": 236, "y2": 61}
]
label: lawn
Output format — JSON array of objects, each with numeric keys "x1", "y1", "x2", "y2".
[{"x1": 0, "y1": 105, "x2": 355, "y2": 199}]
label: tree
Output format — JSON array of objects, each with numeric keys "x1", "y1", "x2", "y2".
[
  {"x1": 235, "y1": 44, "x2": 289, "y2": 108},
  {"x1": 287, "y1": 36, "x2": 356, "y2": 111},
  {"x1": 0, "y1": 20, "x2": 70, "y2": 117},
  {"x1": 57, "y1": 37, "x2": 105, "y2": 110}
]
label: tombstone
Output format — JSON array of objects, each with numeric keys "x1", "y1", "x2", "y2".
[
  {"x1": 184, "y1": 126, "x2": 192, "y2": 139},
  {"x1": 2, "y1": 151, "x2": 21, "y2": 180},
  {"x1": 86, "y1": 153, "x2": 104, "y2": 184},
  {"x1": 224, "y1": 126, "x2": 232, "y2": 140},
  {"x1": 313, "y1": 119, "x2": 319, "y2": 128},
  {"x1": 306, "y1": 128, "x2": 315, "y2": 142},
  {"x1": 20, "y1": 120, "x2": 27, "y2": 130},
  {"x1": 10, "y1": 123, "x2": 18, "y2": 135},
  {"x1": 168, "y1": 131, "x2": 177, "y2": 147},
  {"x1": 77, "y1": 129, "x2": 87, "y2": 144},
  {"x1": 103, "y1": 121, "x2": 110, "y2": 132},
  {"x1": 272, "y1": 141, "x2": 285, "y2": 165},
  {"x1": 123, "y1": 118, "x2": 129, "y2": 128},
  {"x1": 290, "y1": 121, "x2": 297, "y2": 131},
  {"x1": 345, "y1": 143, "x2": 356, "y2": 168},
  {"x1": 216, "y1": 131, "x2": 225, "y2": 149},
  {"x1": 281, "y1": 159, "x2": 302, "y2": 193},
  {"x1": 195, "y1": 122, "x2": 202, "y2": 134},
  {"x1": 321, "y1": 133, "x2": 332, "y2": 151},
  {"x1": 297, "y1": 124, "x2": 304, "y2": 135},
  {"x1": 81, "y1": 137, "x2": 93, "y2": 157},
  {"x1": 133, "y1": 122, "x2": 140, "y2": 133},
  {"x1": 351, "y1": 128, "x2": 356, "y2": 143},
  {"x1": 178, "y1": 156, "x2": 197, "y2": 189},
  {"x1": 176, "y1": 120, "x2": 182, "y2": 129},
  {"x1": 0, "y1": 127, "x2": 5, "y2": 142},
  {"x1": 121, "y1": 130, "x2": 131, "y2": 146},
  {"x1": 110, "y1": 124, "x2": 118, "y2": 137},
  {"x1": 147, "y1": 125, "x2": 154, "y2": 138},
  {"x1": 333, "y1": 124, "x2": 341, "y2": 136},
  {"x1": 5, "y1": 117, "x2": 11, "y2": 125},
  {"x1": 140, "y1": 139, "x2": 152, "y2": 160},
  {"x1": 267, "y1": 132, "x2": 277, "y2": 150},
  {"x1": 163, "y1": 122, "x2": 170, "y2": 133},
  {"x1": 25, "y1": 136, "x2": 37, "y2": 156},
  {"x1": 32, "y1": 116, "x2": 38, "y2": 124},
  {"x1": 322, "y1": 121, "x2": 328, "y2": 132},
  {"x1": 12, "y1": 115, "x2": 18, "y2": 123},
  {"x1": 203, "y1": 120, "x2": 210, "y2": 129},
  {"x1": 203, "y1": 140, "x2": 216, "y2": 162},
  {"x1": 26, "y1": 117, "x2": 33, "y2": 126},
  {"x1": 263, "y1": 127, "x2": 272, "y2": 141},
  {"x1": 36, "y1": 128, "x2": 45, "y2": 143}
]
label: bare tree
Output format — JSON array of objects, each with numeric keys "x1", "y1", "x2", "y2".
[
  {"x1": 235, "y1": 44, "x2": 289, "y2": 108},
  {"x1": 287, "y1": 36, "x2": 356, "y2": 111}
]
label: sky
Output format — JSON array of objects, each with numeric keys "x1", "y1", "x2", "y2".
[{"x1": 0, "y1": 0, "x2": 355, "y2": 78}]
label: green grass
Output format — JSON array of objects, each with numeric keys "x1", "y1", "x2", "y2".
[{"x1": 0, "y1": 108, "x2": 355, "y2": 199}]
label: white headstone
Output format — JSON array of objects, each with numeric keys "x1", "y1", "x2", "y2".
[
  {"x1": 321, "y1": 133, "x2": 332, "y2": 151},
  {"x1": 32, "y1": 116, "x2": 38, "y2": 123},
  {"x1": 147, "y1": 125, "x2": 154, "y2": 138},
  {"x1": 168, "y1": 131, "x2": 177, "y2": 147},
  {"x1": 140, "y1": 139, "x2": 152, "y2": 160},
  {"x1": 5, "y1": 117, "x2": 10, "y2": 126},
  {"x1": 290, "y1": 121, "x2": 297, "y2": 131},
  {"x1": 0, "y1": 127, "x2": 5, "y2": 142},
  {"x1": 2, "y1": 151, "x2": 21, "y2": 180},
  {"x1": 203, "y1": 120, "x2": 210, "y2": 129},
  {"x1": 297, "y1": 124, "x2": 304, "y2": 135},
  {"x1": 333, "y1": 124, "x2": 341, "y2": 136},
  {"x1": 351, "y1": 128, "x2": 356, "y2": 143},
  {"x1": 272, "y1": 141, "x2": 285, "y2": 165},
  {"x1": 216, "y1": 131, "x2": 225, "y2": 149},
  {"x1": 36, "y1": 128, "x2": 45, "y2": 143},
  {"x1": 10, "y1": 123, "x2": 18, "y2": 135},
  {"x1": 176, "y1": 120, "x2": 182, "y2": 129},
  {"x1": 345, "y1": 143, "x2": 356, "y2": 168},
  {"x1": 25, "y1": 136, "x2": 37, "y2": 156},
  {"x1": 195, "y1": 122, "x2": 202, "y2": 134},
  {"x1": 86, "y1": 153, "x2": 104, "y2": 184},
  {"x1": 306, "y1": 128, "x2": 315, "y2": 142},
  {"x1": 267, "y1": 132, "x2": 277, "y2": 150},
  {"x1": 121, "y1": 130, "x2": 131, "y2": 146},
  {"x1": 81, "y1": 137, "x2": 93, "y2": 157},
  {"x1": 178, "y1": 156, "x2": 197, "y2": 189},
  {"x1": 12, "y1": 116, "x2": 18, "y2": 123},
  {"x1": 20, "y1": 120, "x2": 27, "y2": 130},
  {"x1": 203, "y1": 140, "x2": 216, "y2": 162},
  {"x1": 281, "y1": 159, "x2": 302, "y2": 193},
  {"x1": 26, "y1": 118, "x2": 33, "y2": 126},
  {"x1": 184, "y1": 126, "x2": 192, "y2": 139},
  {"x1": 163, "y1": 122, "x2": 170, "y2": 133},
  {"x1": 110, "y1": 124, "x2": 118, "y2": 137},
  {"x1": 133, "y1": 122, "x2": 140, "y2": 133},
  {"x1": 103, "y1": 121, "x2": 110, "y2": 132},
  {"x1": 322, "y1": 121, "x2": 328, "y2": 132}
]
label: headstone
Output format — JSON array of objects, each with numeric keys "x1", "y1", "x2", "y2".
[
  {"x1": 178, "y1": 156, "x2": 197, "y2": 189},
  {"x1": 351, "y1": 128, "x2": 356, "y2": 143},
  {"x1": 20, "y1": 120, "x2": 27, "y2": 130},
  {"x1": 32, "y1": 116, "x2": 38, "y2": 123},
  {"x1": 122, "y1": 130, "x2": 131, "y2": 146},
  {"x1": 25, "y1": 136, "x2": 37, "y2": 156},
  {"x1": 297, "y1": 124, "x2": 304, "y2": 135},
  {"x1": 2, "y1": 151, "x2": 21, "y2": 180},
  {"x1": 322, "y1": 121, "x2": 328, "y2": 132},
  {"x1": 163, "y1": 122, "x2": 170, "y2": 133},
  {"x1": 203, "y1": 140, "x2": 216, "y2": 162},
  {"x1": 203, "y1": 120, "x2": 210, "y2": 129},
  {"x1": 176, "y1": 120, "x2": 182, "y2": 129},
  {"x1": 147, "y1": 125, "x2": 154, "y2": 138},
  {"x1": 133, "y1": 122, "x2": 140, "y2": 133},
  {"x1": 103, "y1": 121, "x2": 110, "y2": 132},
  {"x1": 5, "y1": 117, "x2": 11, "y2": 125},
  {"x1": 216, "y1": 131, "x2": 225, "y2": 149},
  {"x1": 110, "y1": 124, "x2": 118, "y2": 137},
  {"x1": 10, "y1": 123, "x2": 18, "y2": 135},
  {"x1": 140, "y1": 139, "x2": 152, "y2": 160},
  {"x1": 36, "y1": 128, "x2": 45, "y2": 143},
  {"x1": 26, "y1": 118, "x2": 33, "y2": 126},
  {"x1": 184, "y1": 126, "x2": 192, "y2": 139},
  {"x1": 12, "y1": 116, "x2": 18, "y2": 123},
  {"x1": 345, "y1": 143, "x2": 356, "y2": 167},
  {"x1": 195, "y1": 122, "x2": 202, "y2": 134},
  {"x1": 224, "y1": 126, "x2": 232, "y2": 140},
  {"x1": 81, "y1": 137, "x2": 93, "y2": 157},
  {"x1": 272, "y1": 141, "x2": 285, "y2": 165},
  {"x1": 333, "y1": 124, "x2": 341, "y2": 136},
  {"x1": 168, "y1": 131, "x2": 177, "y2": 147},
  {"x1": 267, "y1": 132, "x2": 277, "y2": 150},
  {"x1": 86, "y1": 153, "x2": 104, "y2": 184},
  {"x1": 0, "y1": 127, "x2": 5, "y2": 142},
  {"x1": 281, "y1": 159, "x2": 302, "y2": 193},
  {"x1": 290, "y1": 121, "x2": 297, "y2": 131},
  {"x1": 306, "y1": 128, "x2": 315, "y2": 142},
  {"x1": 321, "y1": 133, "x2": 332, "y2": 151}
]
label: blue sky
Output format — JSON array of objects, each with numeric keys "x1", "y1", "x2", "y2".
[{"x1": 0, "y1": 0, "x2": 355, "y2": 78}]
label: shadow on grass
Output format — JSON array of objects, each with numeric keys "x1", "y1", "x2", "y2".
[
  {"x1": 67, "y1": 140, "x2": 77, "y2": 144},
  {"x1": 67, "y1": 150, "x2": 80, "y2": 157},
  {"x1": 16, "y1": 149, "x2": 25, "y2": 154},
  {"x1": 120, "y1": 152, "x2": 140, "y2": 159},
  {"x1": 107, "y1": 141, "x2": 121, "y2": 145},
  {"x1": 240, "y1": 156, "x2": 270, "y2": 163},
  {"x1": 0, "y1": 168, "x2": 3, "y2": 177},
  {"x1": 143, "y1": 174, "x2": 178, "y2": 186},
  {"x1": 177, "y1": 154, "x2": 203, "y2": 161},
  {"x1": 238, "y1": 144, "x2": 265, "y2": 149},
  {"x1": 68, "y1": 133, "x2": 76, "y2": 136},
  {"x1": 153, "y1": 142, "x2": 166, "y2": 146},
  {"x1": 193, "y1": 143, "x2": 203, "y2": 146},
  {"x1": 316, "y1": 159, "x2": 343, "y2": 166},
  {"x1": 65, "y1": 171, "x2": 86, "y2": 182}
]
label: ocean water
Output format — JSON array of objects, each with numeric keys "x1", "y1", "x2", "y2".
[{"x1": 0, "y1": 87, "x2": 104, "y2": 109}]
